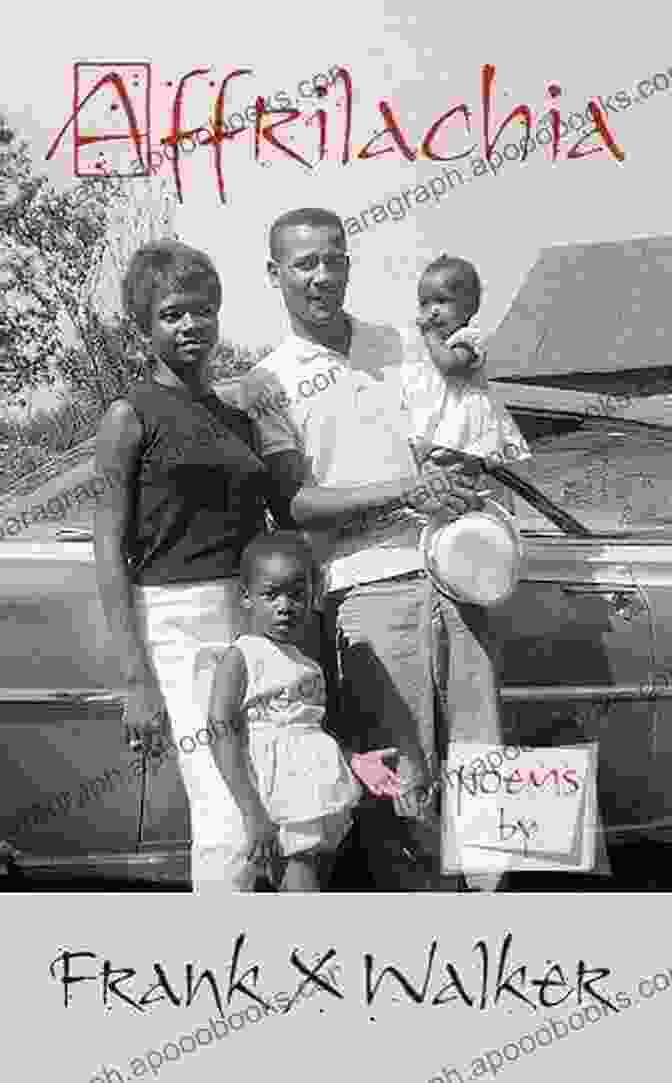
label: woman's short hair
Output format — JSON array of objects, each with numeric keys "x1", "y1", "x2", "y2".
[{"x1": 122, "y1": 240, "x2": 222, "y2": 335}]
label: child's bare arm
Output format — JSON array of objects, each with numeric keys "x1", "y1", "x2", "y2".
[
  {"x1": 207, "y1": 647, "x2": 267, "y2": 821},
  {"x1": 419, "y1": 323, "x2": 485, "y2": 381},
  {"x1": 433, "y1": 341, "x2": 481, "y2": 377}
]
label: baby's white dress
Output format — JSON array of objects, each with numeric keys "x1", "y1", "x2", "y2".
[
  {"x1": 400, "y1": 323, "x2": 531, "y2": 464},
  {"x1": 235, "y1": 634, "x2": 362, "y2": 856}
]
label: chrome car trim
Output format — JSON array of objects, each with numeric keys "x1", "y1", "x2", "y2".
[
  {"x1": 3, "y1": 681, "x2": 669, "y2": 710},
  {"x1": 0, "y1": 688, "x2": 125, "y2": 704},
  {"x1": 10, "y1": 847, "x2": 188, "y2": 869},
  {"x1": 630, "y1": 548, "x2": 672, "y2": 587},
  {"x1": 0, "y1": 688, "x2": 125, "y2": 722},
  {"x1": 0, "y1": 542, "x2": 95, "y2": 561},
  {"x1": 490, "y1": 380, "x2": 672, "y2": 429},
  {"x1": 521, "y1": 538, "x2": 641, "y2": 585},
  {"x1": 501, "y1": 683, "x2": 672, "y2": 701},
  {"x1": 559, "y1": 584, "x2": 640, "y2": 595},
  {"x1": 0, "y1": 846, "x2": 189, "y2": 884},
  {"x1": 56, "y1": 528, "x2": 94, "y2": 541}
]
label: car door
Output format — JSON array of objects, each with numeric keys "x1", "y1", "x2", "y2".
[
  {"x1": 490, "y1": 412, "x2": 661, "y2": 841},
  {"x1": 599, "y1": 423, "x2": 672, "y2": 841},
  {"x1": 0, "y1": 449, "x2": 189, "y2": 888}
]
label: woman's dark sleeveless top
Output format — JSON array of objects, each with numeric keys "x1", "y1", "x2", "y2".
[{"x1": 124, "y1": 380, "x2": 267, "y2": 586}]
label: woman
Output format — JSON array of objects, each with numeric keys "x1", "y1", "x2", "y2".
[{"x1": 94, "y1": 239, "x2": 286, "y2": 889}]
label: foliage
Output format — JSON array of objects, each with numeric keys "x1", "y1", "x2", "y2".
[
  {"x1": 0, "y1": 115, "x2": 275, "y2": 494},
  {"x1": 207, "y1": 340, "x2": 273, "y2": 382},
  {"x1": 0, "y1": 115, "x2": 178, "y2": 412}
]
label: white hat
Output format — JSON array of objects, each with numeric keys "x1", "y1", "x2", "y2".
[{"x1": 421, "y1": 499, "x2": 525, "y2": 607}]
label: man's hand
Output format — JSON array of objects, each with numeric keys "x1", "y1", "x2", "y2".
[{"x1": 405, "y1": 459, "x2": 486, "y2": 519}]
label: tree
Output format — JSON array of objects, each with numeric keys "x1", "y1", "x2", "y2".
[
  {"x1": 0, "y1": 116, "x2": 177, "y2": 414},
  {"x1": 208, "y1": 340, "x2": 273, "y2": 383}
]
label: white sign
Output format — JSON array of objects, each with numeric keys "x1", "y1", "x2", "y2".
[{"x1": 441, "y1": 742, "x2": 599, "y2": 875}]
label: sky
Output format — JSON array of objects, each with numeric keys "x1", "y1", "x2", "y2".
[{"x1": 2, "y1": 3, "x2": 670, "y2": 356}]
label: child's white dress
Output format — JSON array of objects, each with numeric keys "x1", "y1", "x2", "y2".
[
  {"x1": 235, "y1": 634, "x2": 362, "y2": 856},
  {"x1": 400, "y1": 323, "x2": 531, "y2": 464}
]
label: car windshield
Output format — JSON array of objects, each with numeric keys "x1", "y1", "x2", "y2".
[
  {"x1": 2, "y1": 393, "x2": 672, "y2": 542},
  {"x1": 0, "y1": 438, "x2": 101, "y2": 542},
  {"x1": 509, "y1": 402, "x2": 672, "y2": 537}
]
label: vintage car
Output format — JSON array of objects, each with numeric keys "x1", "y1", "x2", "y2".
[{"x1": 2, "y1": 383, "x2": 672, "y2": 891}]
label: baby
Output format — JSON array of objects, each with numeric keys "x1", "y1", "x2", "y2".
[{"x1": 402, "y1": 254, "x2": 530, "y2": 474}]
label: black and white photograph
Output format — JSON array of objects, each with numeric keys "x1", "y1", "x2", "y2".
[{"x1": 2, "y1": 4, "x2": 672, "y2": 1080}]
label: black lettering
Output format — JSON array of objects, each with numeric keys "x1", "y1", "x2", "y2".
[
  {"x1": 431, "y1": 964, "x2": 475, "y2": 1007},
  {"x1": 225, "y1": 934, "x2": 273, "y2": 1011},
  {"x1": 102, "y1": 961, "x2": 143, "y2": 1012},
  {"x1": 184, "y1": 964, "x2": 231, "y2": 1016},
  {"x1": 562, "y1": 768, "x2": 580, "y2": 794},
  {"x1": 492, "y1": 934, "x2": 537, "y2": 1011},
  {"x1": 48, "y1": 951, "x2": 98, "y2": 1007},
  {"x1": 531, "y1": 963, "x2": 574, "y2": 1009},
  {"x1": 576, "y1": 961, "x2": 618, "y2": 1013},
  {"x1": 138, "y1": 964, "x2": 182, "y2": 1008},
  {"x1": 478, "y1": 768, "x2": 502, "y2": 795},
  {"x1": 365, "y1": 941, "x2": 438, "y2": 1006},
  {"x1": 455, "y1": 767, "x2": 479, "y2": 816},
  {"x1": 283, "y1": 949, "x2": 343, "y2": 1013}
]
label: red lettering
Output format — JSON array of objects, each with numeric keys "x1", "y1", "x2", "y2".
[
  {"x1": 547, "y1": 83, "x2": 563, "y2": 162},
  {"x1": 49, "y1": 62, "x2": 619, "y2": 200},
  {"x1": 567, "y1": 100, "x2": 625, "y2": 161},
  {"x1": 357, "y1": 102, "x2": 416, "y2": 161},
  {"x1": 255, "y1": 99, "x2": 313, "y2": 169},
  {"x1": 165, "y1": 68, "x2": 210, "y2": 203},
  {"x1": 45, "y1": 66, "x2": 147, "y2": 173},
  {"x1": 420, "y1": 103, "x2": 475, "y2": 161},
  {"x1": 204, "y1": 69, "x2": 254, "y2": 204},
  {"x1": 304, "y1": 104, "x2": 328, "y2": 161},
  {"x1": 481, "y1": 63, "x2": 532, "y2": 163},
  {"x1": 528, "y1": 768, "x2": 560, "y2": 789},
  {"x1": 332, "y1": 66, "x2": 353, "y2": 164}
]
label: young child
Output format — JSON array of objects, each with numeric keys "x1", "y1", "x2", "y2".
[
  {"x1": 207, "y1": 531, "x2": 403, "y2": 892},
  {"x1": 401, "y1": 256, "x2": 531, "y2": 892},
  {"x1": 402, "y1": 254, "x2": 530, "y2": 477}
]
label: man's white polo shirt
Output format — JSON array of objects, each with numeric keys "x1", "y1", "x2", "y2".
[{"x1": 240, "y1": 317, "x2": 426, "y2": 592}]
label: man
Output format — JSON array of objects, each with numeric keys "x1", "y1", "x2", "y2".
[{"x1": 241, "y1": 207, "x2": 484, "y2": 890}]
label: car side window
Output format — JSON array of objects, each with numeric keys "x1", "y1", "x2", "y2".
[
  {"x1": 507, "y1": 411, "x2": 672, "y2": 534},
  {"x1": 0, "y1": 447, "x2": 99, "y2": 541}
]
